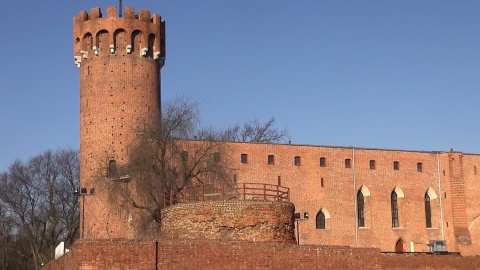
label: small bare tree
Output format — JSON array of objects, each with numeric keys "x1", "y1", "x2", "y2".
[
  {"x1": 105, "y1": 97, "x2": 289, "y2": 232},
  {"x1": 221, "y1": 117, "x2": 289, "y2": 143}
]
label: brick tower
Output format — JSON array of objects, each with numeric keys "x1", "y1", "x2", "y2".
[{"x1": 73, "y1": 6, "x2": 165, "y2": 239}]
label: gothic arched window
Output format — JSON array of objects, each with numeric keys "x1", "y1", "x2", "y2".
[
  {"x1": 357, "y1": 190, "x2": 365, "y2": 227},
  {"x1": 316, "y1": 211, "x2": 326, "y2": 229},
  {"x1": 425, "y1": 193, "x2": 432, "y2": 228},
  {"x1": 391, "y1": 191, "x2": 399, "y2": 227}
]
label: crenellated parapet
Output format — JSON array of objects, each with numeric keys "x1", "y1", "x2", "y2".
[{"x1": 73, "y1": 6, "x2": 165, "y2": 67}]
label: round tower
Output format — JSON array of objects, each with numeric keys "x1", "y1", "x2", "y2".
[{"x1": 73, "y1": 6, "x2": 165, "y2": 239}]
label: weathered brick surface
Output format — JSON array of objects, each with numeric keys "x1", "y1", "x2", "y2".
[
  {"x1": 44, "y1": 239, "x2": 480, "y2": 270},
  {"x1": 74, "y1": 6, "x2": 165, "y2": 239},
  {"x1": 220, "y1": 142, "x2": 480, "y2": 254},
  {"x1": 161, "y1": 200, "x2": 295, "y2": 243}
]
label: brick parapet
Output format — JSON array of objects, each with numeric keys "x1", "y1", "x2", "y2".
[
  {"x1": 44, "y1": 239, "x2": 480, "y2": 270},
  {"x1": 161, "y1": 200, "x2": 296, "y2": 243}
]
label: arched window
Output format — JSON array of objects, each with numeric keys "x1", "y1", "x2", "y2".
[
  {"x1": 391, "y1": 191, "x2": 399, "y2": 227},
  {"x1": 294, "y1": 156, "x2": 301, "y2": 166},
  {"x1": 108, "y1": 159, "x2": 117, "y2": 177},
  {"x1": 425, "y1": 193, "x2": 432, "y2": 228},
  {"x1": 395, "y1": 239, "x2": 404, "y2": 253},
  {"x1": 316, "y1": 211, "x2": 326, "y2": 229},
  {"x1": 357, "y1": 190, "x2": 365, "y2": 227}
]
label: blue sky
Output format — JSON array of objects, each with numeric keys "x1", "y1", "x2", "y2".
[{"x1": 1, "y1": 1, "x2": 480, "y2": 172}]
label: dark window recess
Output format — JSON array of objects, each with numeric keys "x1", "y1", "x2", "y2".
[
  {"x1": 393, "y1": 161, "x2": 400, "y2": 170},
  {"x1": 316, "y1": 211, "x2": 326, "y2": 229},
  {"x1": 108, "y1": 160, "x2": 117, "y2": 177},
  {"x1": 181, "y1": 151, "x2": 188, "y2": 162},
  {"x1": 320, "y1": 178, "x2": 324, "y2": 187},
  {"x1": 369, "y1": 160, "x2": 375, "y2": 170},
  {"x1": 320, "y1": 157, "x2": 326, "y2": 167},
  {"x1": 294, "y1": 156, "x2": 301, "y2": 166},
  {"x1": 345, "y1": 159, "x2": 351, "y2": 168},
  {"x1": 268, "y1": 155, "x2": 275, "y2": 165},
  {"x1": 241, "y1": 154, "x2": 248, "y2": 164},
  {"x1": 357, "y1": 190, "x2": 365, "y2": 227},
  {"x1": 425, "y1": 193, "x2": 432, "y2": 228},
  {"x1": 391, "y1": 191, "x2": 399, "y2": 227},
  {"x1": 213, "y1": 152, "x2": 221, "y2": 163},
  {"x1": 417, "y1": 162, "x2": 423, "y2": 172}
]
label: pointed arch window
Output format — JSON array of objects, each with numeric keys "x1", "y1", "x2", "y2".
[
  {"x1": 425, "y1": 193, "x2": 432, "y2": 228},
  {"x1": 316, "y1": 211, "x2": 326, "y2": 229},
  {"x1": 391, "y1": 191, "x2": 399, "y2": 227},
  {"x1": 357, "y1": 190, "x2": 365, "y2": 227}
]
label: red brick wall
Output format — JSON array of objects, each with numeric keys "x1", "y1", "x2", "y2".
[
  {"x1": 74, "y1": 6, "x2": 165, "y2": 239},
  {"x1": 220, "y1": 142, "x2": 480, "y2": 253},
  {"x1": 161, "y1": 200, "x2": 295, "y2": 243},
  {"x1": 381, "y1": 253, "x2": 480, "y2": 269},
  {"x1": 44, "y1": 239, "x2": 480, "y2": 270},
  {"x1": 459, "y1": 153, "x2": 480, "y2": 255}
]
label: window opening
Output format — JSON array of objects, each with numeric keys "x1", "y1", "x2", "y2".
[
  {"x1": 391, "y1": 191, "x2": 399, "y2": 227},
  {"x1": 294, "y1": 156, "x2": 301, "y2": 166},
  {"x1": 213, "y1": 152, "x2": 220, "y2": 163},
  {"x1": 417, "y1": 162, "x2": 423, "y2": 172},
  {"x1": 316, "y1": 211, "x2": 326, "y2": 229},
  {"x1": 369, "y1": 160, "x2": 375, "y2": 170},
  {"x1": 425, "y1": 193, "x2": 432, "y2": 228},
  {"x1": 345, "y1": 159, "x2": 351, "y2": 168},
  {"x1": 268, "y1": 155, "x2": 275, "y2": 165},
  {"x1": 357, "y1": 190, "x2": 365, "y2": 227},
  {"x1": 320, "y1": 157, "x2": 326, "y2": 167},
  {"x1": 108, "y1": 159, "x2": 117, "y2": 177},
  {"x1": 393, "y1": 161, "x2": 400, "y2": 170},
  {"x1": 241, "y1": 154, "x2": 248, "y2": 164}
]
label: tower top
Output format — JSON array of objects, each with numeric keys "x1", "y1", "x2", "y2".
[{"x1": 73, "y1": 6, "x2": 165, "y2": 67}]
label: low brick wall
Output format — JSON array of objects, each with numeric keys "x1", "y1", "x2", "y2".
[
  {"x1": 161, "y1": 200, "x2": 296, "y2": 243},
  {"x1": 381, "y1": 253, "x2": 480, "y2": 269},
  {"x1": 44, "y1": 239, "x2": 480, "y2": 270}
]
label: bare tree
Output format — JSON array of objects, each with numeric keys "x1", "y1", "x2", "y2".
[
  {"x1": 0, "y1": 149, "x2": 79, "y2": 270},
  {"x1": 221, "y1": 117, "x2": 289, "y2": 143},
  {"x1": 104, "y1": 97, "x2": 289, "y2": 232}
]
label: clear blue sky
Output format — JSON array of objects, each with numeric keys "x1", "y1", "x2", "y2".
[{"x1": 1, "y1": 1, "x2": 480, "y2": 172}]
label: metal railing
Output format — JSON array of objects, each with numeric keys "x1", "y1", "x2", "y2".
[{"x1": 163, "y1": 183, "x2": 290, "y2": 207}]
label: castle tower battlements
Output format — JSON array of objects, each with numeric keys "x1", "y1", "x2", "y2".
[
  {"x1": 74, "y1": 6, "x2": 165, "y2": 67},
  {"x1": 74, "y1": 6, "x2": 165, "y2": 239}
]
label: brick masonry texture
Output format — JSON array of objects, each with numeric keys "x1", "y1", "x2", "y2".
[
  {"x1": 44, "y1": 239, "x2": 480, "y2": 270},
  {"x1": 161, "y1": 200, "x2": 296, "y2": 243},
  {"x1": 218, "y1": 141, "x2": 480, "y2": 255},
  {"x1": 74, "y1": 6, "x2": 165, "y2": 239}
]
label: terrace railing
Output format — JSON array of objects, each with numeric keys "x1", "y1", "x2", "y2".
[{"x1": 163, "y1": 183, "x2": 290, "y2": 207}]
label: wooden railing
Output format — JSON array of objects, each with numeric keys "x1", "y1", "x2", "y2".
[{"x1": 163, "y1": 183, "x2": 290, "y2": 207}]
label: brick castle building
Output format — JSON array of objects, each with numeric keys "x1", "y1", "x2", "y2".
[{"x1": 61, "y1": 5, "x2": 480, "y2": 269}]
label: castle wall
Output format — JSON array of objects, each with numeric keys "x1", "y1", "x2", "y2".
[
  {"x1": 217, "y1": 141, "x2": 480, "y2": 253},
  {"x1": 161, "y1": 200, "x2": 295, "y2": 243},
  {"x1": 459, "y1": 153, "x2": 480, "y2": 255},
  {"x1": 44, "y1": 239, "x2": 480, "y2": 270}
]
